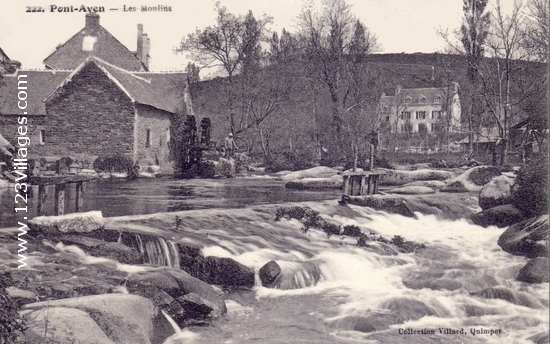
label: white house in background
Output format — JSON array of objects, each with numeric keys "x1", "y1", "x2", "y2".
[{"x1": 379, "y1": 83, "x2": 461, "y2": 134}]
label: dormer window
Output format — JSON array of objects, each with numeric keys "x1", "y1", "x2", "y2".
[
  {"x1": 419, "y1": 96, "x2": 426, "y2": 104},
  {"x1": 435, "y1": 95, "x2": 442, "y2": 103},
  {"x1": 404, "y1": 96, "x2": 411, "y2": 104}
]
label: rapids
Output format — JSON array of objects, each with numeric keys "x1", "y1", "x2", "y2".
[{"x1": 109, "y1": 200, "x2": 548, "y2": 344}]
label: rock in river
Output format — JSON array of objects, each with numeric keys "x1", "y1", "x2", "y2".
[
  {"x1": 479, "y1": 175, "x2": 513, "y2": 210},
  {"x1": 442, "y1": 166, "x2": 502, "y2": 192},
  {"x1": 28, "y1": 211, "x2": 105, "y2": 234},
  {"x1": 498, "y1": 215, "x2": 549, "y2": 258},
  {"x1": 470, "y1": 204, "x2": 525, "y2": 228},
  {"x1": 259, "y1": 260, "x2": 281, "y2": 287},
  {"x1": 517, "y1": 257, "x2": 549, "y2": 284},
  {"x1": 23, "y1": 293, "x2": 174, "y2": 344},
  {"x1": 376, "y1": 168, "x2": 452, "y2": 186},
  {"x1": 387, "y1": 186, "x2": 435, "y2": 195}
]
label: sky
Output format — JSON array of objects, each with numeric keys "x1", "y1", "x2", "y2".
[{"x1": 0, "y1": 0, "x2": 516, "y2": 72}]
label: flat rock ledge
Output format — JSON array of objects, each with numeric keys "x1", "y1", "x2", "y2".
[{"x1": 28, "y1": 211, "x2": 105, "y2": 234}]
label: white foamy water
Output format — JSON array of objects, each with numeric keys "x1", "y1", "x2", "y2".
[{"x1": 154, "y1": 201, "x2": 548, "y2": 344}]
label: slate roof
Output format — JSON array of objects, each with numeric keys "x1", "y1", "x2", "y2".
[
  {"x1": 381, "y1": 87, "x2": 446, "y2": 106},
  {"x1": 0, "y1": 69, "x2": 71, "y2": 115},
  {"x1": 43, "y1": 25, "x2": 146, "y2": 71},
  {"x1": 45, "y1": 57, "x2": 187, "y2": 114},
  {"x1": 457, "y1": 127, "x2": 499, "y2": 144}
]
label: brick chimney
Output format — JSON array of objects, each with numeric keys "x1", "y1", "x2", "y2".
[
  {"x1": 136, "y1": 24, "x2": 150, "y2": 70},
  {"x1": 142, "y1": 33, "x2": 149, "y2": 69},
  {"x1": 85, "y1": 12, "x2": 100, "y2": 36}
]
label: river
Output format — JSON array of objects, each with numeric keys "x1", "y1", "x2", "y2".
[
  {"x1": 0, "y1": 175, "x2": 341, "y2": 228},
  {"x1": 1, "y1": 175, "x2": 548, "y2": 343},
  {"x1": 148, "y1": 202, "x2": 547, "y2": 344}
]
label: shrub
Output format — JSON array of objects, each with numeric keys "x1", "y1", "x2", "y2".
[
  {"x1": 357, "y1": 233, "x2": 369, "y2": 247},
  {"x1": 197, "y1": 161, "x2": 216, "y2": 178},
  {"x1": 390, "y1": 235, "x2": 405, "y2": 247},
  {"x1": 511, "y1": 155, "x2": 548, "y2": 217},
  {"x1": 127, "y1": 163, "x2": 140, "y2": 180},
  {"x1": 320, "y1": 221, "x2": 341, "y2": 238},
  {"x1": 93, "y1": 154, "x2": 133, "y2": 173},
  {"x1": 342, "y1": 225, "x2": 362, "y2": 237},
  {"x1": 0, "y1": 272, "x2": 26, "y2": 343},
  {"x1": 274, "y1": 206, "x2": 325, "y2": 234}
]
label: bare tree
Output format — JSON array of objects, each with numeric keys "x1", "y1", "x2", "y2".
[
  {"x1": 523, "y1": 0, "x2": 549, "y2": 63},
  {"x1": 459, "y1": 0, "x2": 491, "y2": 156},
  {"x1": 177, "y1": 4, "x2": 272, "y2": 136},
  {"x1": 479, "y1": 0, "x2": 530, "y2": 165},
  {"x1": 297, "y1": 0, "x2": 380, "y2": 163}
]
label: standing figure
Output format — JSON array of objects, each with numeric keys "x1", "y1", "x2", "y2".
[{"x1": 224, "y1": 133, "x2": 238, "y2": 158}]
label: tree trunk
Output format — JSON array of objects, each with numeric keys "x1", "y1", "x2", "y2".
[{"x1": 369, "y1": 143, "x2": 374, "y2": 171}]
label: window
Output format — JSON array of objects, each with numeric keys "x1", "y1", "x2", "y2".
[
  {"x1": 385, "y1": 116, "x2": 390, "y2": 122},
  {"x1": 39, "y1": 130, "x2": 45, "y2": 145},
  {"x1": 435, "y1": 95, "x2": 442, "y2": 103},
  {"x1": 430, "y1": 123, "x2": 435, "y2": 132},
  {"x1": 419, "y1": 96, "x2": 426, "y2": 104},
  {"x1": 416, "y1": 111, "x2": 426, "y2": 119},
  {"x1": 402, "y1": 111, "x2": 411, "y2": 120},
  {"x1": 146, "y1": 129, "x2": 151, "y2": 148},
  {"x1": 404, "y1": 96, "x2": 411, "y2": 104},
  {"x1": 432, "y1": 111, "x2": 442, "y2": 119}
]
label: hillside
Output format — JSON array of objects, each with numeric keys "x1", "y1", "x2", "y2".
[{"x1": 189, "y1": 52, "x2": 546, "y2": 163}]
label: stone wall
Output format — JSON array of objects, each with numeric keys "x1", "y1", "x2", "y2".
[
  {"x1": 134, "y1": 103, "x2": 172, "y2": 170},
  {"x1": 44, "y1": 62, "x2": 135, "y2": 158}
]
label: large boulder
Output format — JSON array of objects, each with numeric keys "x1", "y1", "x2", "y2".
[
  {"x1": 280, "y1": 166, "x2": 339, "y2": 182},
  {"x1": 444, "y1": 166, "x2": 502, "y2": 192},
  {"x1": 285, "y1": 175, "x2": 343, "y2": 190},
  {"x1": 402, "y1": 180, "x2": 446, "y2": 188},
  {"x1": 125, "y1": 267, "x2": 226, "y2": 327},
  {"x1": 23, "y1": 293, "x2": 174, "y2": 344},
  {"x1": 21, "y1": 307, "x2": 114, "y2": 344},
  {"x1": 386, "y1": 186, "x2": 435, "y2": 195},
  {"x1": 479, "y1": 175, "x2": 513, "y2": 210},
  {"x1": 470, "y1": 204, "x2": 525, "y2": 228},
  {"x1": 498, "y1": 215, "x2": 549, "y2": 258},
  {"x1": 28, "y1": 211, "x2": 104, "y2": 234},
  {"x1": 345, "y1": 195, "x2": 416, "y2": 218},
  {"x1": 517, "y1": 257, "x2": 549, "y2": 284},
  {"x1": 439, "y1": 180, "x2": 470, "y2": 193},
  {"x1": 58, "y1": 235, "x2": 143, "y2": 264},
  {"x1": 200, "y1": 256, "x2": 255, "y2": 288},
  {"x1": 259, "y1": 260, "x2": 281, "y2": 287},
  {"x1": 178, "y1": 245, "x2": 255, "y2": 288},
  {"x1": 376, "y1": 168, "x2": 452, "y2": 186}
]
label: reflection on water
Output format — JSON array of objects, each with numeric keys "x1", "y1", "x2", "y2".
[{"x1": 0, "y1": 176, "x2": 341, "y2": 227}]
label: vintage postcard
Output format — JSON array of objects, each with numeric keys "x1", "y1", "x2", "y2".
[{"x1": 0, "y1": 0, "x2": 548, "y2": 343}]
